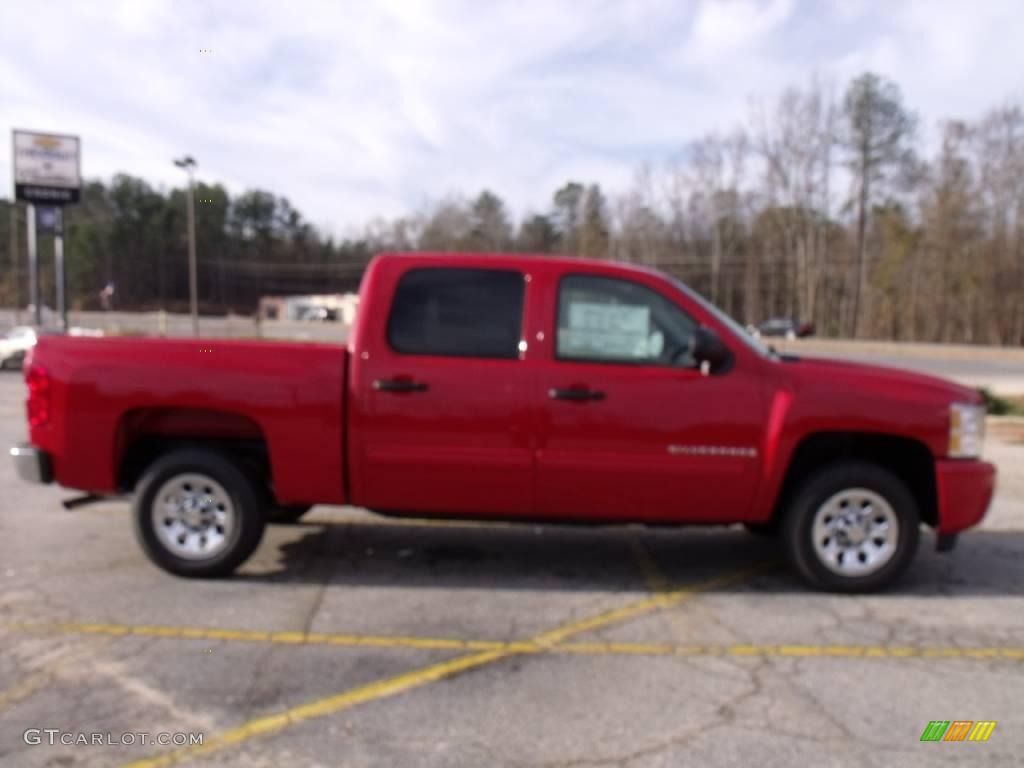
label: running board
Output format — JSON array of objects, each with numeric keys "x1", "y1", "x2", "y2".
[{"x1": 62, "y1": 494, "x2": 107, "y2": 510}]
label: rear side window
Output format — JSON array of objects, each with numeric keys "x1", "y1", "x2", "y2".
[{"x1": 387, "y1": 268, "x2": 525, "y2": 359}]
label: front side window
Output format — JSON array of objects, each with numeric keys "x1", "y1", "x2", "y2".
[
  {"x1": 388, "y1": 267, "x2": 524, "y2": 359},
  {"x1": 670, "y1": 277, "x2": 772, "y2": 359},
  {"x1": 556, "y1": 274, "x2": 698, "y2": 367}
]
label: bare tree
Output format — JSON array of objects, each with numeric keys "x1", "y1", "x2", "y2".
[
  {"x1": 614, "y1": 166, "x2": 666, "y2": 266},
  {"x1": 753, "y1": 78, "x2": 836, "y2": 327},
  {"x1": 579, "y1": 184, "x2": 611, "y2": 258},
  {"x1": 517, "y1": 213, "x2": 559, "y2": 253},
  {"x1": 467, "y1": 190, "x2": 513, "y2": 251},
  {"x1": 839, "y1": 72, "x2": 916, "y2": 337},
  {"x1": 973, "y1": 105, "x2": 1024, "y2": 344},
  {"x1": 552, "y1": 182, "x2": 585, "y2": 255},
  {"x1": 918, "y1": 121, "x2": 982, "y2": 342},
  {"x1": 417, "y1": 199, "x2": 473, "y2": 251},
  {"x1": 685, "y1": 130, "x2": 749, "y2": 307}
]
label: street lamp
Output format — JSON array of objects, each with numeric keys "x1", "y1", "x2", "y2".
[{"x1": 173, "y1": 155, "x2": 199, "y2": 337}]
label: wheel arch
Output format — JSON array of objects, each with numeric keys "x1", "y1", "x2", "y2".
[
  {"x1": 115, "y1": 407, "x2": 272, "y2": 496},
  {"x1": 772, "y1": 431, "x2": 937, "y2": 528}
]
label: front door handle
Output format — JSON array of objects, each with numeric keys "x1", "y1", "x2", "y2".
[
  {"x1": 373, "y1": 379, "x2": 429, "y2": 393},
  {"x1": 548, "y1": 387, "x2": 605, "y2": 402}
]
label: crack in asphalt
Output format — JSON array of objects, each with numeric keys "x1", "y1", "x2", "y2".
[
  {"x1": 513, "y1": 656, "x2": 773, "y2": 768},
  {"x1": 298, "y1": 522, "x2": 338, "y2": 638},
  {"x1": 236, "y1": 522, "x2": 339, "y2": 723}
]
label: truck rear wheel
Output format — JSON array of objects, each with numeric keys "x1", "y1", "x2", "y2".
[
  {"x1": 782, "y1": 462, "x2": 920, "y2": 593},
  {"x1": 133, "y1": 449, "x2": 267, "y2": 578}
]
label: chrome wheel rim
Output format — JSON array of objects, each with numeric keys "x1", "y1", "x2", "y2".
[
  {"x1": 811, "y1": 488, "x2": 899, "y2": 577},
  {"x1": 152, "y1": 473, "x2": 235, "y2": 560}
]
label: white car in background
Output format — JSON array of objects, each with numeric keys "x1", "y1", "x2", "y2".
[
  {"x1": 0, "y1": 325, "x2": 104, "y2": 369},
  {"x1": 0, "y1": 326, "x2": 41, "y2": 369}
]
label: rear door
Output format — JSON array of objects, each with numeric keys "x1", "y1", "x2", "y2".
[{"x1": 352, "y1": 264, "x2": 536, "y2": 516}]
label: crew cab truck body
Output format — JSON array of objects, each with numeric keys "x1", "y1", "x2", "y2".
[{"x1": 11, "y1": 252, "x2": 997, "y2": 591}]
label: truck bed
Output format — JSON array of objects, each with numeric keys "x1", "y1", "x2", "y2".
[{"x1": 25, "y1": 336, "x2": 349, "y2": 504}]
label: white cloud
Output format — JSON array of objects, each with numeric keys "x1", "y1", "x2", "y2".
[
  {"x1": 830, "y1": 0, "x2": 1023, "y2": 145},
  {"x1": 0, "y1": 0, "x2": 1021, "y2": 236},
  {"x1": 685, "y1": 0, "x2": 795, "y2": 65}
]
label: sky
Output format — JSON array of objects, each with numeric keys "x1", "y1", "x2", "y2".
[{"x1": 1, "y1": 0, "x2": 1022, "y2": 237}]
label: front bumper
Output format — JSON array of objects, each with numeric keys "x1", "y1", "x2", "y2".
[
  {"x1": 935, "y1": 459, "x2": 996, "y2": 534},
  {"x1": 10, "y1": 444, "x2": 53, "y2": 484}
]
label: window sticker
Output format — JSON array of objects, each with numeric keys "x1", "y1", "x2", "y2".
[{"x1": 562, "y1": 302, "x2": 652, "y2": 358}]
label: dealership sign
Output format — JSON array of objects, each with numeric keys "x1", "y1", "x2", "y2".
[{"x1": 12, "y1": 130, "x2": 81, "y2": 204}]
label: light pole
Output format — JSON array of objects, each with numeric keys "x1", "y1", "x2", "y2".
[{"x1": 173, "y1": 155, "x2": 199, "y2": 337}]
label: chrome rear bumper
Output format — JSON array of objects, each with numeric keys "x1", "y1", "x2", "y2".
[{"x1": 10, "y1": 444, "x2": 53, "y2": 484}]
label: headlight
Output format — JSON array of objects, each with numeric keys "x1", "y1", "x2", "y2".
[{"x1": 949, "y1": 403, "x2": 986, "y2": 458}]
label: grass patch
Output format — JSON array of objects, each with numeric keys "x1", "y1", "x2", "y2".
[{"x1": 977, "y1": 387, "x2": 1024, "y2": 416}]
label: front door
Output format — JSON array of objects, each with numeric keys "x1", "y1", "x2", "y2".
[
  {"x1": 354, "y1": 265, "x2": 535, "y2": 516},
  {"x1": 535, "y1": 272, "x2": 767, "y2": 523}
]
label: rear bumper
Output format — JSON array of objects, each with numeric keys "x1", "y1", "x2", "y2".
[
  {"x1": 935, "y1": 459, "x2": 996, "y2": 534},
  {"x1": 10, "y1": 444, "x2": 53, "y2": 484}
]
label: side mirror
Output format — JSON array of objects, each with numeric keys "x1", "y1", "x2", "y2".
[{"x1": 692, "y1": 326, "x2": 733, "y2": 374}]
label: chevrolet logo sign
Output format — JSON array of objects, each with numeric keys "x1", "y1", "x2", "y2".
[{"x1": 32, "y1": 136, "x2": 62, "y2": 150}]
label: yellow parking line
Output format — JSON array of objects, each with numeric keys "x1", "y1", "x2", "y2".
[
  {"x1": 119, "y1": 647, "x2": 510, "y2": 768},
  {"x1": 552, "y1": 643, "x2": 1024, "y2": 660},
  {"x1": 5, "y1": 559, "x2": 777, "y2": 654},
  {"x1": 628, "y1": 538, "x2": 733, "y2": 645},
  {"x1": 119, "y1": 563, "x2": 764, "y2": 768},
  {"x1": 556, "y1": 641, "x2": 676, "y2": 656},
  {"x1": 629, "y1": 539, "x2": 673, "y2": 593},
  {"x1": 531, "y1": 561, "x2": 776, "y2": 648},
  {"x1": 4, "y1": 621, "x2": 518, "y2": 653},
  {"x1": 13, "y1": 621, "x2": 1016, "y2": 662}
]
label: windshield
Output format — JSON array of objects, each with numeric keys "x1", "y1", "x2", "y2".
[{"x1": 669, "y1": 278, "x2": 775, "y2": 359}]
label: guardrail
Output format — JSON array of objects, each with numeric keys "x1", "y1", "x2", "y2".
[{"x1": 774, "y1": 338, "x2": 1024, "y2": 363}]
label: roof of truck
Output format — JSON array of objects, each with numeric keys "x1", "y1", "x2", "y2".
[{"x1": 371, "y1": 251, "x2": 668, "y2": 278}]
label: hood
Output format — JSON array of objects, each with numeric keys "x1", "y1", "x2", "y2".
[{"x1": 780, "y1": 355, "x2": 981, "y2": 406}]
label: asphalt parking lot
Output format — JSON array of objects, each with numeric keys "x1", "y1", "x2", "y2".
[{"x1": 1, "y1": 372, "x2": 1023, "y2": 767}]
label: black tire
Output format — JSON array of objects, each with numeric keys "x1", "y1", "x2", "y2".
[
  {"x1": 133, "y1": 448, "x2": 267, "y2": 578},
  {"x1": 268, "y1": 504, "x2": 313, "y2": 524},
  {"x1": 782, "y1": 461, "x2": 920, "y2": 593}
]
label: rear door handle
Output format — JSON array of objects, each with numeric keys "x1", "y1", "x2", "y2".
[
  {"x1": 548, "y1": 387, "x2": 605, "y2": 402},
  {"x1": 373, "y1": 379, "x2": 429, "y2": 393}
]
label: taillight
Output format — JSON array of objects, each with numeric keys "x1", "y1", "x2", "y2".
[{"x1": 26, "y1": 364, "x2": 51, "y2": 428}]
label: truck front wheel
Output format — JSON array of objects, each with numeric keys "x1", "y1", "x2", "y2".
[
  {"x1": 133, "y1": 449, "x2": 267, "y2": 578},
  {"x1": 782, "y1": 462, "x2": 920, "y2": 593}
]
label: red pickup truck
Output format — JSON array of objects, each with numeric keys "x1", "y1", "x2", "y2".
[{"x1": 11, "y1": 252, "x2": 996, "y2": 591}]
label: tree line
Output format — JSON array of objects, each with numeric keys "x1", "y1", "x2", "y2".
[{"x1": 2, "y1": 70, "x2": 1022, "y2": 344}]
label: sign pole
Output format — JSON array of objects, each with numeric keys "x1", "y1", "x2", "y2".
[
  {"x1": 27, "y1": 203, "x2": 40, "y2": 327},
  {"x1": 8, "y1": 202, "x2": 18, "y2": 324},
  {"x1": 54, "y1": 207, "x2": 67, "y2": 332},
  {"x1": 12, "y1": 130, "x2": 81, "y2": 329},
  {"x1": 187, "y1": 176, "x2": 198, "y2": 337}
]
